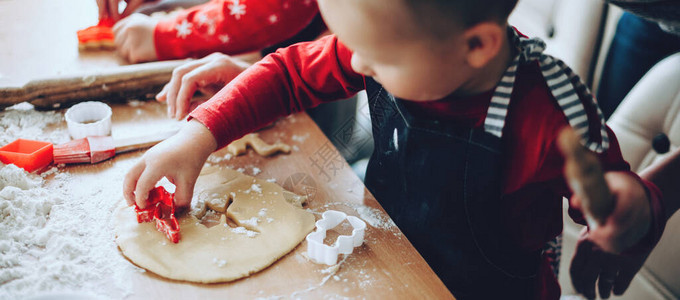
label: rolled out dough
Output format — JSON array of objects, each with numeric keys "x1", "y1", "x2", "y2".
[{"x1": 114, "y1": 166, "x2": 315, "y2": 283}]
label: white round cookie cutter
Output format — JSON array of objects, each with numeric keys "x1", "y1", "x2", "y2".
[
  {"x1": 65, "y1": 101, "x2": 112, "y2": 139},
  {"x1": 306, "y1": 210, "x2": 366, "y2": 265}
]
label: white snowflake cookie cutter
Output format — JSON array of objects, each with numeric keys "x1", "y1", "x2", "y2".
[{"x1": 306, "y1": 210, "x2": 366, "y2": 265}]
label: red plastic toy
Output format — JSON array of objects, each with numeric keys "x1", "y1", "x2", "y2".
[
  {"x1": 77, "y1": 18, "x2": 116, "y2": 51},
  {"x1": 135, "y1": 186, "x2": 181, "y2": 243},
  {"x1": 0, "y1": 139, "x2": 53, "y2": 173}
]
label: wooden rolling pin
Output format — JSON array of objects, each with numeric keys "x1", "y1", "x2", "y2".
[
  {"x1": 557, "y1": 127, "x2": 615, "y2": 227},
  {"x1": 0, "y1": 60, "x2": 187, "y2": 110}
]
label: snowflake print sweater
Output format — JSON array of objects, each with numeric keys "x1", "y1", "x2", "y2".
[{"x1": 154, "y1": 0, "x2": 320, "y2": 60}]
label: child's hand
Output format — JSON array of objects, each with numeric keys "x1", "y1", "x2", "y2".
[
  {"x1": 112, "y1": 13, "x2": 159, "y2": 63},
  {"x1": 156, "y1": 53, "x2": 252, "y2": 120},
  {"x1": 570, "y1": 228, "x2": 650, "y2": 299},
  {"x1": 97, "y1": 0, "x2": 147, "y2": 21},
  {"x1": 571, "y1": 171, "x2": 651, "y2": 254},
  {"x1": 123, "y1": 119, "x2": 217, "y2": 209}
]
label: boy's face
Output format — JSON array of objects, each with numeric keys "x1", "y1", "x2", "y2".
[{"x1": 318, "y1": 0, "x2": 474, "y2": 101}]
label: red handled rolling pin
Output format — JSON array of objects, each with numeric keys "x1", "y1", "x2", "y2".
[
  {"x1": 557, "y1": 127, "x2": 615, "y2": 227},
  {"x1": 53, "y1": 129, "x2": 179, "y2": 164}
]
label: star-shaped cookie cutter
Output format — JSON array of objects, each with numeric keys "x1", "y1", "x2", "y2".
[
  {"x1": 306, "y1": 210, "x2": 366, "y2": 265},
  {"x1": 135, "y1": 186, "x2": 181, "y2": 243}
]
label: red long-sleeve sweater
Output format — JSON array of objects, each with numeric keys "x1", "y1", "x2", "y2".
[
  {"x1": 154, "y1": 0, "x2": 319, "y2": 60},
  {"x1": 189, "y1": 35, "x2": 665, "y2": 299}
]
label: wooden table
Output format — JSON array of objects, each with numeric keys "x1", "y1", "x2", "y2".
[{"x1": 0, "y1": 0, "x2": 453, "y2": 298}]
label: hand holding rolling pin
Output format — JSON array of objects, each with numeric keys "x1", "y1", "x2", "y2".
[{"x1": 557, "y1": 127, "x2": 652, "y2": 254}]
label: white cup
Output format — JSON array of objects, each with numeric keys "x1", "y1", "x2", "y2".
[{"x1": 64, "y1": 101, "x2": 112, "y2": 139}]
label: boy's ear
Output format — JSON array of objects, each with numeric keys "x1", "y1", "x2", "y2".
[{"x1": 463, "y1": 22, "x2": 505, "y2": 68}]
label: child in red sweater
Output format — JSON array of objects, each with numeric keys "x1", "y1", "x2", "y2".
[
  {"x1": 102, "y1": 0, "x2": 319, "y2": 62},
  {"x1": 124, "y1": 0, "x2": 666, "y2": 298}
]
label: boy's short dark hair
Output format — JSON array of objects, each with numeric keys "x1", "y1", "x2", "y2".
[{"x1": 403, "y1": 0, "x2": 519, "y2": 38}]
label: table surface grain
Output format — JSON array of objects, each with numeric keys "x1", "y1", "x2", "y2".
[{"x1": 0, "y1": 0, "x2": 453, "y2": 298}]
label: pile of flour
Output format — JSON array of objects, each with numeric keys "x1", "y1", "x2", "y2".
[
  {"x1": 0, "y1": 103, "x2": 138, "y2": 299},
  {"x1": 0, "y1": 102, "x2": 69, "y2": 146}
]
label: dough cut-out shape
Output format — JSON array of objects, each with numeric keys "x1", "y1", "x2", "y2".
[
  {"x1": 227, "y1": 133, "x2": 291, "y2": 156},
  {"x1": 114, "y1": 166, "x2": 315, "y2": 283},
  {"x1": 306, "y1": 210, "x2": 366, "y2": 265}
]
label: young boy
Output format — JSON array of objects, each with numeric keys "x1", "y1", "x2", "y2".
[{"x1": 124, "y1": 0, "x2": 666, "y2": 298}]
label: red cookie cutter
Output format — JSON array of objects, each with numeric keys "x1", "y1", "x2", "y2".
[
  {"x1": 77, "y1": 18, "x2": 116, "y2": 50},
  {"x1": 135, "y1": 186, "x2": 181, "y2": 243}
]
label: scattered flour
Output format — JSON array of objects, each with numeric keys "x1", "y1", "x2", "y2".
[
  {"x1": 206, "y1": 153, "x2": 233, "y2": 164},
  {"x1": 212, "y1": 257, "x2": 227, "y2": 268},
  {"x1": 0, "y1": 103, "x2": 138, "y2": 299},
  {"x1": 229, "y1": 226, "x2": 259, "y2": 237},
  {"x1": 240, "y1": 217, "x2": 260, "y2": 227},
  {"x1": 0, "y1": 164, "x2": 138, "y2": 299},
  {"x1": 252, "y1": 167, "x2": 261, "y2": 176},
  {"x1": 354, "y1": 206, "x2": 396, "y2": 230},
  {"x1": 126, "y1": 100, "x2": 144, "y2": 107},
  {"x1": 244, "y1": 183, "x2": 263, "y2": 195},
  {"x1": 291, "y1": 133, "x2": 309, "y2": 143},
  {"x1": 0, "y1": 102, "x2": 69, "y2": 146},
  {"x1": 318, "y1": 202, "x2": 396, "y2": 231},
  {"x1": 258, "y1": 208, "x2": 267, "y2": 217}
]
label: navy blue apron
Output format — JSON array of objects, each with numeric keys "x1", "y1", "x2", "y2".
[{"x1": 363, "y1": 29, "x2": 609, "y2": 299}]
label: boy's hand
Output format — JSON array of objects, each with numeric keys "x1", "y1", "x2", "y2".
[
  {"x1": 97, "y1": 0, "x2": 149, "y2": 22},
  {"x1": 156, "y1": 53, "x2": 252, "y2": 120},
  {"x1": 123, "y1": 119, "x2": 217, "y2": 209},
  {"x1": 570, "y1": 228, "x2": 650, "y2": 299},
  {"x1": 571, "y1": 171, "x2": 651, "y2": 254},
  {"x1": 112, "y1": 13, "x2": 159, "y2": 63}
]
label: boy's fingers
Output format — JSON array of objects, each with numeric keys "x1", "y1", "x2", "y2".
[
  {"x1": 173, "y1": 176, "x2": 196, "y2": 209},
  {"x1": 156, "y1": 83, "x2": 169, "y2": 102},
  {"x1": 123, "y1": 162, "x2": 145, "y2": 206},
  {"x1": 134, "y1": 166, "x2": 163, "y2": 209},
  {"x1": 167, "y1": 61, "x2": 204, "y2": 118},
  {"x1": 175, "y1": 65, "x2": 214, "y2": 119}
]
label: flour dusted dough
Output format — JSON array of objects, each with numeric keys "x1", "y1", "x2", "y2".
[{"x1": 114, "y1": 166, "x2": 315, "y2": 283}]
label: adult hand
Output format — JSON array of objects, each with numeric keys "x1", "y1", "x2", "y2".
[
  {"x1": 156, "y1": 52, "x2": 252, "y2": 120},
  {"x1": 97, "y1": 0, "x2": 150, "y2": 22},
  {"x1": 112, "y1": 13, "x2": 159, "y2": 63},
  {"x1": 570, "y1": 228, "x2": 650, "y2": 299}
]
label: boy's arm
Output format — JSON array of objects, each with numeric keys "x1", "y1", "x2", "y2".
[
  {"x1": 189, "y1": 34, "x2": 364, "y2": 149},
  {"x1": 154, "y1": 0, "x2": 319, "y2": 60}
]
